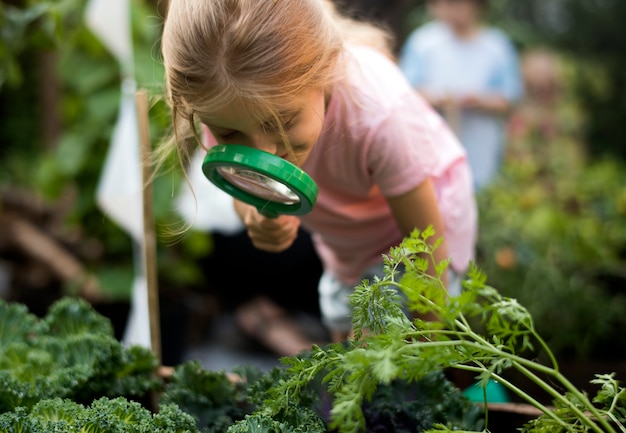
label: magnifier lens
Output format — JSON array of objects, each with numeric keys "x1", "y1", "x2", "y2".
[
  {"x1": 217, "y1": 166, "x2": 300, "y2": 205},
  {"x1": 203, "y1": 144, "x2": 317, "y2": 217}
]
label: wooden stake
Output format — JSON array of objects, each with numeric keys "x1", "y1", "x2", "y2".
[{"x1": 135, "y1": 89, "x2": 161, "y2": 362}]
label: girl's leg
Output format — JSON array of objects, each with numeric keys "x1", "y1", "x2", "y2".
[{"x1": 235, "y1": 296, "x2": 315, "y2": 356}]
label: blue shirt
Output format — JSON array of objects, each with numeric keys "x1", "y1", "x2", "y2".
[{"x1": 399, "y1": 21, "x2": 522, "y2": 190}]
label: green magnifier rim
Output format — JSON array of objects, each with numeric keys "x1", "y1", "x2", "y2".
[{"x1": 202, "y1": 144, "x2": 318, "y2": 218}]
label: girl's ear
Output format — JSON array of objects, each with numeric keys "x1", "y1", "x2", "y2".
[{"x1": 200, "y1": 124, "x2": 213, "y2": 150}]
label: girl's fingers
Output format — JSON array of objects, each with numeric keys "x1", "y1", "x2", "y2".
[{"x1": 247, "y1": 215, "x2": 300, "y2": 252}]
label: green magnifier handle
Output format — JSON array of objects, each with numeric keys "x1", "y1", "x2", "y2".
[{"x1": 202, "y1": 145, "x2": 318, "y2": 218}]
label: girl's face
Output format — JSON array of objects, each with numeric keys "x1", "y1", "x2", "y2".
[{"x1": 203, "y1": 87, "x2": 326, "y2": 167}]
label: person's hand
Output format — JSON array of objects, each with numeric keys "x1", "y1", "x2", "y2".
[
  {"x1": 238, "y1": 202, "x2": 300, "y2": 252},
  {"x1": 459, "y1": 94, "x2": 482, "y2": 109},
  {"x1": 460, "y1": 94, "x2": 512, "y2": 114}
]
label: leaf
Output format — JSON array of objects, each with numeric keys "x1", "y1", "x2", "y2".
[
  {"x1": 0, "y1": 300, "x2": 41, "y2": 354},
  {"x1": 44, "y1": 297, "x2": 114, "y2": 338},
  {"x1": 435, "y1": 257, "x2": 451, "y2": 278}
]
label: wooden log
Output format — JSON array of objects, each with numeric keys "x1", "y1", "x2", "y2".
[{"x1": 3, "y1": 212, "x2": 104, "y2": 301}]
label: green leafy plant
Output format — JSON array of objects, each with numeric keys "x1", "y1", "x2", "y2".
[
  {"x1": 159, "y1": 361, "x2": 265, "y2": 433},
  {"x1": 0, "y1": 296, "x2": 162, "y2": 412},
  {"x1": 257, "y1": 227, "x2": 625, "y2": 433},
  {"x1": 0, "y1": 396, "x2": 199, "y2": 433}
]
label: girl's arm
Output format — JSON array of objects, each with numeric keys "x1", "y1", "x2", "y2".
[{"x1": 385, "y1": 177, "x2": 449, "y2": 288}]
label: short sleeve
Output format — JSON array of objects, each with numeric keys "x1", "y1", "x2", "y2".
[{"x1": 365, "y1": 94, "x2": 463, "y2": 198}]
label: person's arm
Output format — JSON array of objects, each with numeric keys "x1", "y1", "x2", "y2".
[
  {"x1": 420, "y1": 90, "x2": 512, "y2": 115},
  {"x1": 459, "y1": 93, "x2": 513, "y2": 115},
  {"x1": 385, "y1": 178, "x2": 449, "y2": 288}
]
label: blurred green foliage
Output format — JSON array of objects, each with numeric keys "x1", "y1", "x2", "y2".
[
  {"x1": 0, "y1": 0, "x2": 86, "y2": 88},
  {"x1": 474, "y1": 52, "x2": 626, "y2": 359},
  {"x1": 477, "y1": 156, "x2": 626, "y2": 360},
  {"x1": 0, "y1": 0, "x2": 210, "y2": 301}
]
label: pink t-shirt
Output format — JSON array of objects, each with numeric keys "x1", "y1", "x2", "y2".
[{"x1": 299, "y1": 46, "x2": 477, "y2": 284}]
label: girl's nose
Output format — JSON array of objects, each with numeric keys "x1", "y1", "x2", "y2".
[{"x1": 249, "y1": 132, "x2": 278, "y2": 155}]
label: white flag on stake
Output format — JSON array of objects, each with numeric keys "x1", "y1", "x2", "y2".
[
  {"x1": 86, "y1": 0, "x2": 152, "y2": 349},
  {"x1": 85, "y1": 0, "x2": 133, "y2": 74},
  {"x1": 96, "y1": 79, "x2": 143, "y2": 241}
]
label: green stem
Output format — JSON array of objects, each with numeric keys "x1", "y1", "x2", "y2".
[
  {"x1": 460, "y1": 361, "x2": 613, "y2": 433},
  {"x1": 457, "y1": 324, "x2": 559, "y2": 379},
  {"x1": 607, "y1": 388, "x2": 626, "y2": 433},
  {"x1": 403, "y1": 338, "x2": 556, "y2": 379},
  {"x1": 606, "y1": 412, "x2": 625, "y2": 433},
  {"x1": 530, "y1": 328, "x2": 559, "y2": 371},
  {"x1": 401, "y1": 337, "x2": 614, "y2": 433},
  {"x1": 456, "y1": 364, "x2": 569, "y2": 430},
  {"x1": 513, "y1": 362, "x2": 615, "y2": 433}
]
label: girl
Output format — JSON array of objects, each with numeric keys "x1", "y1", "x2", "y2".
[{"x1": 161, "y1": 0, "x2": 477, "y2": 342}]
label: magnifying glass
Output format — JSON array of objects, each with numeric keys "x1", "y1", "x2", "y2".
[{"x1": 202, "y1": 144, "x2": 318, "y2": 218}]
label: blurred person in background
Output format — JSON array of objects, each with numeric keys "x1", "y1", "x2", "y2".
[{"x1": 399, "y1": 0, "x2": 522, "y2": 191}]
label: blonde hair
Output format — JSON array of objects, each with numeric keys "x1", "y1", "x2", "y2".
[{"x1": 159, "y1": 0, "x2": 392, "y2": 165}]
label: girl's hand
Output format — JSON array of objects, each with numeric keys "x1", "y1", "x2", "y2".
[{"x1": 235, "y1": 201, "x2": 300, "y2": 252}]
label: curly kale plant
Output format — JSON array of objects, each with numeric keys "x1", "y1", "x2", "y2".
[
  {"x1": 359, "y1": 372, "x2": 482, "y2": 433},
  {"x1": 0, "y1": 297, "x2": 162, "y2": 412},
  {"x1": 259, "y1": 227, "x2": 626, "y2": 433},
  {"x1": 160, "y1": 361, "x2": 265, "y2": 433},
  {"x1": 0, "y1": 396, "x2": 199, "y2": 433}
]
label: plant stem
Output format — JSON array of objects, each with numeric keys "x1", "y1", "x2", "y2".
[
  {"x1": 530, "y1": 328, "x2": 559, "y2": 371},
  {"x1": 463, "y1": 328, "x2": 614, "y2": 433},
  {"x1": 457, "y1": 364, "x2": 569, "y2": 430},
  {"x1": 402, "y1": 335, "x2": 615, "y2": 433},
  {"x1": 607, "y1": 388, "x2": 626, "y2": 432},
  {"x1": 513, "y1": 362, "x2": 615, "y2": 433}
]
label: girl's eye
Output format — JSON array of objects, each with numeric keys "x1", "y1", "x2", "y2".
[
  {"x1": 262, "y1": 114, "x2": 298, "y2": 134},
  {"x1": 218, "y1": 131, "x2": 238, "y2": 141},
  {"x1": 283, "y1": 115, "x2": 297, "y2": 130}
]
